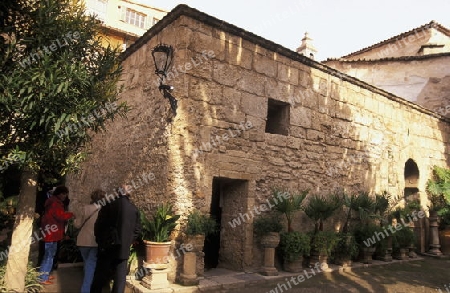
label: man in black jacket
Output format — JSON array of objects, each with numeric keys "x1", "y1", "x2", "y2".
[{"x1": 90, "y1": 185, "x2": 141, "y2": 293}]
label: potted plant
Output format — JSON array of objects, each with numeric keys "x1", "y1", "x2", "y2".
[
  {"x1": 373, "y1": 191, "x2": 396, "y2": 261},
  {"x1": 354, "y1": 223, "x2": 381, "y2": 264},
  {"x1": 279, "y1": 231, "x2": 310, "y2": 272},
  {"x1": 373, "y1": 227, "x2": 393, "y2": 262},
  {"x1": 185, "y1": 210, "x2": 217, "y2": 250},
  {"x1": 304, "y1": 194, "x2": 341, "y2": 233},
  {"x1": 180, "y1": 210, "x2": 217, "y2": 285},
  {"x1": 253, "y1": 214, "x2": 283, "y2": 276},
  {"x1": 426, "y1": 166, "x2": 450, "y2": 255},
  {"x1": 332, "y1": 232, "x2": 359, "y2": 267},
  {"x1": 274, "y1": 188, "x2": 308, "y2": 232},
  {"x1": 303, "y1": 193, "x2": 341, "y2": 269},
  {"x1": 392, "y1": 225, "x2": 415, "y2": 260},
  {"x1": 140, "y1": 203, "x2": 180, "y2": 265},
  {"x1": 427, "y1": 166, "x2": 450, "y2": 255},
  {"x1": 254, "y1": 213, "x2": 282, "y2": 234},
  {"x1": 309, "y1": 230, "x2": 338, "y2": 270},
  {"x1": 438, "y1": 203, "x2": 450, "y2": 255}
]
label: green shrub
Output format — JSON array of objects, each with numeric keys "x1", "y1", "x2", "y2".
[
  {"x1": 185, "y1": 210, "x2": 218, "y2": 236},
  {"x1": 253, "y1": 215, "x2": 283, "y2": 237},
  {"x1": 310, "y1": 230, "x2": 339, "y2": 256},
  {"x1": 279, "y1": 231, "x2": 311, "y2": 262},
  {"x1": 393, "y1": 226, "x2": 415, "y2": 249},
  {"x1": 354, "y1": 223, "x2": 382, "y2": 248},
  {"x1": 438, "y1": 204, "x2": 450, "y2": 229},
  {"x1": 333, "y1": 232, "x2": 359, "y2": 260}
]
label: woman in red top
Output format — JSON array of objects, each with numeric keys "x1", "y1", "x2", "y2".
[{"x1": 38, "y1": 185, "x2": 74, "y2": 284}]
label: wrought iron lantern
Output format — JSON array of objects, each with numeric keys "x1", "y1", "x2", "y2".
[{"x1": 151, "y1": 44, "x2": 177, "y2": 115}]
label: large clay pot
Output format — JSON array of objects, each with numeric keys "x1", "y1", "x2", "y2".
[
  {"x1": 283, "y1": 257, "x2": 303, "y2": 273},
  {"x1": 361, "y1": 247, "x2": 376, "y2": 264},
  {"x1": 144, "y1": 240, "x2": 171, "y2": 264},
  {"x1": 398, "y1": 248, "x2": 408, "y2": 260}
]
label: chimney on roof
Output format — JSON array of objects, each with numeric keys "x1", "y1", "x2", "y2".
[{"x1": 296, "y1": 32, "x2": 318, "y2": 60}]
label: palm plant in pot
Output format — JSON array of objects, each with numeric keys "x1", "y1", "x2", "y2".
[
  {"x1": 348, "y1": 192, "x2": 383, "y2": 263},
  {"x1": 279, "y1": 231, "x2": 311, "y2": 272},
  {"x1": 373, "y1": 191, "x2": 395, "y2": 261},
  {"x1": 304, "y1": 193, "x2": 341, "y2": 270},
  {"x1": 332, "y1": 232, "x2": 358, "y2": 267},
  {"x1": 336, "y1": 192, "x2": 365, "y2": 266},
  {"x1": 140, "y1": 203, "x2": 180, "y2": 265},
  {"x1": 274, "y1": 188, "x2": 308, "y2": 232}
]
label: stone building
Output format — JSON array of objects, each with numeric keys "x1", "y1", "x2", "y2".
[
  {"x1": 325, "y1": 21, "x2": 450, "y2": 116},
  {"x1": 67, "y1": 4, "x2": 450, "y2": 278}
]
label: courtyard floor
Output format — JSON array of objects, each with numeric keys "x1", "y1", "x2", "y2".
[{"x1": 42, "y1": 255, "x2": 450, "y2": 293}]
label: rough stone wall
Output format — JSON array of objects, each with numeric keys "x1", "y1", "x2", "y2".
[
  {"x1": 325, "y1": 57, "x2": 450, "y2": 116},
  {"x1": 68, "y1": 13, "x2": 450, "y2": 276}
]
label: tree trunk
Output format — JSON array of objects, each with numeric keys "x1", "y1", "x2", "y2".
[{"x1": 5, "y1": 169, "x2": 37, "y2": 292}]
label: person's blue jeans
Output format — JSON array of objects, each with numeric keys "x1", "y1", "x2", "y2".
[
  {"x1": 39, "y1": 241, "x2": 58, "y2": 281},
  {"x1": 78, "y1": 246, "x2": 98, "y2": 293}
]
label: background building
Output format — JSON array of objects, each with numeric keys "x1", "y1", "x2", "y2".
[
  {"x1": 84, "y1": 0, "x2": 167, "y2": 50},
  {"x1": 324, "y1": 21, "x2": 450, "y2": 117}
]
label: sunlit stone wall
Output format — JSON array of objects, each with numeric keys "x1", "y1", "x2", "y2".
[{"x1": 67, "y1": 11, "x2": 450, "y2": 276}]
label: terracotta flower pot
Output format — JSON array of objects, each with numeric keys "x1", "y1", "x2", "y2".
[{"x1": 143, "y1": 240, "x2": 171, "y2": 264}]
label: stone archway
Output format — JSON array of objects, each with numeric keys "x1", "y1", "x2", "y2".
[
  {"x1": 404, "y1": 158, "x2": 427, "y2": 253},
  {"x1": 404, "y1": 158, "x2": 419, "y2": 200}
]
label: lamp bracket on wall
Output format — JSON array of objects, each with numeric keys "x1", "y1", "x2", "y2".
[{"x1": 151, "y1": 44, "x2": 177, "y2": 115}]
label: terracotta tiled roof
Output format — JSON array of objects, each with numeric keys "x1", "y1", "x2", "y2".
[
  {"x1": 340, "y1": 20, "x2": 450, "y2": 59},
  {"x1": 119, "y1": 4, "x2": 449, "y2": 121},
  {"x1": 326, "y1": 52, "x2": 450, "y2": 63}
]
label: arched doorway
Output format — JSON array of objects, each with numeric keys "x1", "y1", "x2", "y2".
[
  {"x1": 403, "y1": 158, "x2": 427, "y2": 253},
  {"x1": 404, "y1": 159, "x2": 419, "y2": 200}
]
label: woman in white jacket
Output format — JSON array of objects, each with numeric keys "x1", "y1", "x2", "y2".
[{"x1": 74, "y1": 189, "x2": 106, "y2": 293}]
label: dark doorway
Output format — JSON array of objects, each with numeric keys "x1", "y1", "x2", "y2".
[
  {"x1": 204, "y1": 177, "x2": 248, "y2": 271},
  {"x1": 204, "y1": 177, "x2": 222, "y2": 269},
  {"x1": 404, "y1": 159, "x2": 419, "y2": 200}
]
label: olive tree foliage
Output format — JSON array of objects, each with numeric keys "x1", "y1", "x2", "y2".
[
  {"x1": 0, "y1": 0, "x2": 127, "y2": 290},
  {"x1": 0, "y1": 0, "x2": 127, "y2": 176}
]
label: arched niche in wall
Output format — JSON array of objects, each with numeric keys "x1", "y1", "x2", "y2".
[{"x1": 404, "y1": 158, "x2": 419, "y2": 200}]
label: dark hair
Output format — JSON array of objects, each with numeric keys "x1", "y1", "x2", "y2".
[
  {"x1": 53, "y1": 185, "x2": 69, "y2": 196},
  {"x1": 90, "y1": 189, "x2": 106, "y2": 204}
]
